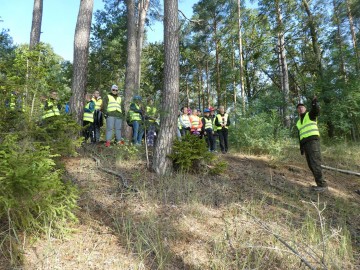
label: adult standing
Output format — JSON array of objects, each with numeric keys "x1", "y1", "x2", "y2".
[
  {"x1": 103, "y1": 85, "x2": 123, "y2": 147},
  {"x1": 202, "y1": 108, "x2": 215, "y2": 152},
  {"x1": 145, "y1": 98, "x2": 158, "y2": 147},
  {"x1": 215, "y1": 106, "x2": 230, "y2": 154},
  {"x1": 83, "y1": 93, "x2": 95, "y2": 143},
  {"x1": 129, "y1": 95, "x2": 144, "y2": 145},
  {"x1": 296, "y1": 97, "x2": 327, "y2": 192},
  {"x1": 179, "y1": 106, "x2": 191, "y2": 136},
  {"x1": 42, "y1": 90, "x2": 61, "y2": 123},
  {"x1": 92, "y1": 90, "x2": 103, "y2": 143}
]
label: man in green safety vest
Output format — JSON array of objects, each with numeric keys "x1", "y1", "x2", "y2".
[
  {"x1": 103, "y1": 85, "x2": 123, "y2": 147},
  {"x1": 42, "y1": 91, "x2": 61, "y2": 123},
  {"x1": 296, "y1": 97, "x2": 327, "y2": 192},
  {"x1": 129, "y1": 95, "x2": 144, "y2": 145},
  {"x1": 215, "y1": 106, "x2": 230, "y2": 154},
  {"x1": 83, "y1": 93, "x2": 96, "y2": 143}
]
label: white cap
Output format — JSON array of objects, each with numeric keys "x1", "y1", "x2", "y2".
[{"x1": 111, "y1": 84, "x2": 118, "y2": 90}]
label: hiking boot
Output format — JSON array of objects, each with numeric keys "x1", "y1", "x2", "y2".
[
  {"x1": 105, "y1": 141, "x2": 111, "y2": 147},
  {"x1": 311, "y1": 186, "x2": 328, "y2": 192},
  {"x1": 117, "y1": 140, "x2": 125, "y2": 145}
]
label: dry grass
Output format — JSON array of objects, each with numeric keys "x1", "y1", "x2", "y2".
[{"x1": 15, "y1": 144, "x2": 360, "y2": 270}]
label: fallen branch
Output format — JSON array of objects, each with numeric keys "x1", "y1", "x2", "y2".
[
  {"x1": 90, "y1": 154, "x2": 138, "y2": 193},
  {"x1": 321, "y1": 165, "x2": 360, "y2": 177}
]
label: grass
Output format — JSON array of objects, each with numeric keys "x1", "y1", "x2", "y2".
[{"x1": 17, "y1": 141, "x2": 360, "y2": 269}]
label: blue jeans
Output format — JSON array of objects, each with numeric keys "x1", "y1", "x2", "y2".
[
  {"x1": 106, "y1": 116, "x2": 122, "y2": 142},
  {"x1": 132, "y1": 120, "x2": 144, "y2": 144}
]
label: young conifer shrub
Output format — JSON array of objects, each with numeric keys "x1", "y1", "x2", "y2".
[
  {"x1": 0, "y1": 134, "x2": 78, "y2": 260},
  {"x1": 169, "y1": 134, "x2": 227, "y2": 173}
]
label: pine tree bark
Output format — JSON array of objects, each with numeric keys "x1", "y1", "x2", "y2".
[
  {"x1": 346, "y1": 0, "x2": 359, "y2": 72},
  {"x1": 135, "y1": 0, "x2": 150, "y2": 89},
  {"x1": 123, "y1": 0, "x2": 137, "y2": 139},
  {"x1": 152, "y1": 0, "x2": 179, "y2": 175},
  {"x1": 237, "y1": 0, "x2": 245, "y2": 114},
  {"x1": 30, "y1": 0, "x2": 43, "y2": 49},
  {"x1": 276, "y1": 1, "x2": 290, "y2": 128},
  {"x1": 71, "y1": 0, "x2": 94, "y2": 124}
]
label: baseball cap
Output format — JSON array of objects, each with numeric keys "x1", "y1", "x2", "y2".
[{"x1": 111, "y1": 84, "x2": 118, "y2": 90}]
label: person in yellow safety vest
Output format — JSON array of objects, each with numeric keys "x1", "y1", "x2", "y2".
[
  {"x1": 179, "y1": 106, "x2": 191, "y2": 136},
  {"x1": 190, "y1": 108, "x2": 203, "y2": 136},
  {"x1": 215, "y1": 106, "x2": 230, "y2": 154},
  {"x1": 145, "y1": 98, "x2": 158, "y2": 147},
  {"x1": 83, "y1": 93, "x2": 96, "y2": 143},
  {"x1": 103, "y1": 85, "x2": 123, "y2": 147},
  {"x1": 209, "y1": 106, "x2": 218, "y2": 150},
  {"x1": 42, "y1": 91, "x2": 61, "y2": 122},
  {"x1": 201, "y1": 108, "x2": 216, "y2": 152},
  {"x1": 129, "y1": 95, "x2": 144, "y2": 145},
  {"x1": 92, "y1": 90, "x2": 103, "y2": 143},
  {"x1": 296, "y1": 97, "x2": 327, "y2": 192}
]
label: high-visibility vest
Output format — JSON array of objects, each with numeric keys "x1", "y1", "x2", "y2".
[
  {"x1": 216, "y1": 113, "x2": 229, "y2": 130},
  {"x1": 129, "y1": 103, "x2": 142, "y2": 121},
  {"x1": 92, "y1": 97, "x2": 102, "y2": 110},
  {"x1": 296, "y1": 112, "x2": 320, "y2": 141},
  {"x1": 83, "y1": 101, "x2": 94, "y2": 123},
  {"x1": 203, "y1": 117, "x2": 213, "y2": 130},
  {"x1": 190, "y1": 115, "x2": 202, "y2": 131},
  {"x1": 180, "y1": 114, "x2": 191, "y2": 128},
  {"x1": 42, "y1": 100, "x2": 60, "y2": 119},
  {"x1": 146, "y1": 106, "x2": 157, "y2": 122},
  {"x1": 178, "y1": 117, "x2": 182, "y2": 129},
  {"x1": 107, "y1": 95, "x2": 121, "y2": 113}
]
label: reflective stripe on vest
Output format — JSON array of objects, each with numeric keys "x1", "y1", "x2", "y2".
[
  {"x1": 42, "y1": 100, "x2": 60, "y2": 119},
  {"x1": 83, "y1": 102, "x2": 94, "y2": 123},
  {"x1": 296, "y1": 112, "x2": 320, "y2": 141},
  {"x1": 107, "y1": 95, "x2": 121, "y2": 113},
  {"x1": 181, "y1": 115, "x2": 191, "y2": 128},
  {"x1": 92, "y1": 97, "x2": 102, "y2": 110},
  {"x1": 146, "y1": 106, "x2": 157, "y2": 122},
  {"x1": 216, "y1": 113, "x2": 229, "y2": 130},
  {"x1": 203, "y1": 117, "x2": 213, "y2": 129},
  {"x1": 130, "y1": 103, "x2": 141, "y2": 121}
]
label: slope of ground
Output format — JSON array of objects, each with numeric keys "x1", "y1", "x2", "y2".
[{"x1": 17, "y1": 144, "x2": 360, "y2": 269}]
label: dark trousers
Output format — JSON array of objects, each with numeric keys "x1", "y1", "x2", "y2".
[
  {"x1": 217, "y1": 128, "x2": 228, "y2": 152},
  {"x1": 180, "y1": 127, "x2": 190, "y2": 136},
  {"x1": 303, "y1": 139, "x2": 326, "y2": 187},
  {"x1": 83, "y1": 121, "x2": 95, "y2": 142},
  {"x1": 205, "y1": 129, "x2": 215, "y2": 151}
]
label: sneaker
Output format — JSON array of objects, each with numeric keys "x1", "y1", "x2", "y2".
[
  {"x1": 105, "y1": 141, "x2": 111, "y2": 147},
  {"x1": 117, "y1": 140, "x2": 125, "y2": 145},
  {"x1": 311, "y1": 186, "x2": 328, "y2": 192}
]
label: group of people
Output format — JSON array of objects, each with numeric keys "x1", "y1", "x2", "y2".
[
  {"x1": 177, "y1": 105, "x2": 231, "y2": 154},
  {"x1": 12, "y1": 85, "x2": 329, "y2": 192},
  {"x1": 82, "y1": 84, "x2": 158, "y2": 147}
]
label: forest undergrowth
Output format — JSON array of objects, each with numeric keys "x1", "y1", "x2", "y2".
[{"x1": 12, "y1": 141, "x2": 360, "y2": 270}]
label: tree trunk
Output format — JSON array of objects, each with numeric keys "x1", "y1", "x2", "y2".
[
  {"x1": 152, "y1": 0, "x2": 179, "y2": 175},
  {"x1": 71, "y1": 0, "x2": 94, "y2": 125},
  {"x1": 124, "y1": 0, "x2": 137, "y2": 139},
  {"x1": 30, "y1": 0, "x2": 43, "y2": 49},
  {"x1": 276, "y1": 1, "x2": 290, "y2": 128},
  {"x1": 135, "y1": 0, "x2": 150, "y2": 90},
  {"x1": 346, "y1": 0, "x2": 359, "y2": 72},
  {"x1": 237, "y1": 0, "x2": 245, "y2": 115}
]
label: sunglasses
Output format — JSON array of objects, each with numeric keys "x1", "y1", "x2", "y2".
[{"x1": 112, "y1": 89, "x2": 118, "y2": 91}]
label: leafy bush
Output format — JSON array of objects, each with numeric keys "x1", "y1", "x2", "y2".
[
  {"x1": 0, "y1": 134, "x2": 78, "y2": 261},
  {"x1": 169, "y1": 134, "x2": 227, "y2": 174},
  {"x1": 230, "y1": 110, "x2": 292, "y2": 155}
]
